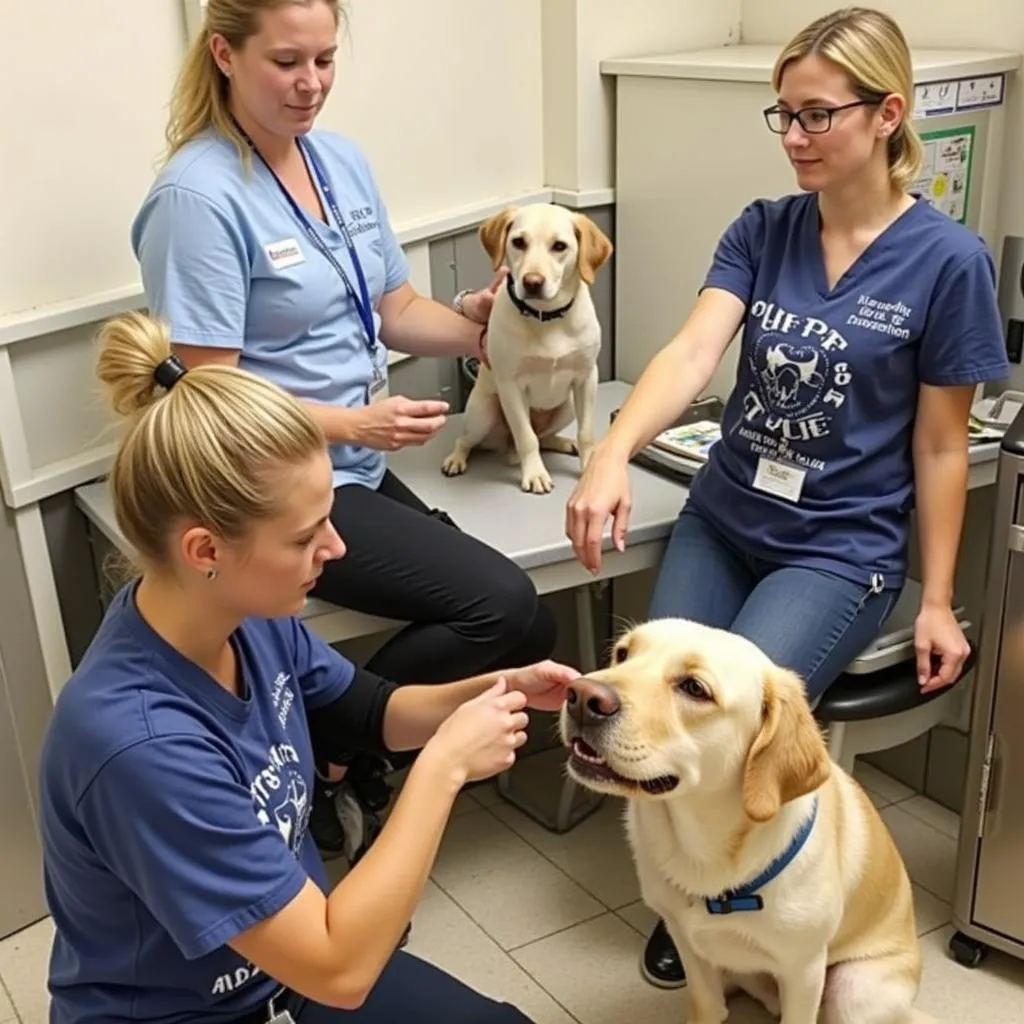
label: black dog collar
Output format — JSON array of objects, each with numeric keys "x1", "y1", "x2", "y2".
[{"x1": 506, "y1": 273, "x2": 575, "y2": 322}]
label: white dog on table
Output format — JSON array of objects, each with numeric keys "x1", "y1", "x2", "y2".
[{"x1": 441, "y1": 203, "x2": 613, "y2": 494}]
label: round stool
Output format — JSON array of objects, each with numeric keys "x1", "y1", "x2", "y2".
[{"x1": 816, "y1": 643, "x2": 977, "y2": 773}]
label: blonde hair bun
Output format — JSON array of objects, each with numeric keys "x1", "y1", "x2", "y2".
[
  {"x1": 94, "y1": 310, "x2": 327, "y2": 567},
  {"x1": 96, "y1": 311, "x2": 177, "y2": 418}
]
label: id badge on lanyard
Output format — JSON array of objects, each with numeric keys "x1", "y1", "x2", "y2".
[
  {"x1": 299, "y1": 142, "x2": 386, "y2": 401},
  {"x1": 245, "y1": 126, "x2": 385, "y2": 401}
]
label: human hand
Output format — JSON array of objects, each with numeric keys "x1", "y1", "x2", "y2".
[
  {"x1": 508, "y1": 660, "x2": 582, "y2": 712},
  {"x1": 460, "y1": 268, "x2": 509, "y2": 326},
  {"x1": 427, "y1": 679, "x2": 529, "y2": 784},
  {"x1": 915, "y1": 603, "x2": 971, "y2": 693},
  {"x1": 355, "y1": 395, "x2": 449, "y2": 451},
  {"x1": 565, "y1": 448, "x2": 633, "y2": 574}
]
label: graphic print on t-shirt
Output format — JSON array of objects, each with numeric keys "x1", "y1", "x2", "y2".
[
  {"x1": 249, "y1": 672, "x2": 310, "y2": 857},
  {"x1": 737, "y1": 298, "x2": 862, "y2": 476}
]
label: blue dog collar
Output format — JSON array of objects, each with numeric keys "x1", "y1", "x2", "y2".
[{"x1": 705, "y1": 798, "x2": 819, "y2": 915}]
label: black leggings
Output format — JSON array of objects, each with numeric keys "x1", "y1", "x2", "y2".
[{"x1": 312, "y1": 471, "x2": 557, "y2": 686}]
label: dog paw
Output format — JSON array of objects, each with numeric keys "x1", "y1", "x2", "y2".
[
  {"x1": 540, "y1": 435, "x2": 578, "y2": 456},
  {"x1": 521, "y1": 466, "x2": 554, "y2": 494},
  {"x1": 441, "y1": 452, "x2": 468, "y2": 476}
]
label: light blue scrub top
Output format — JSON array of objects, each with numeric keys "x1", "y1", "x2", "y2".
[{"x1": 131, "y1": 129, "x2": 410, "y2": 489}]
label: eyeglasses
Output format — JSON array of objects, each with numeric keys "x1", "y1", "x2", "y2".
[{"x1": 763, "y1": 99, "x2": 882, "y2": 135}]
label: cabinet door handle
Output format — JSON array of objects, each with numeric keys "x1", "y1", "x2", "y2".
[{"x1": 1008, "y1": 525, "x2": 1024, "y2": 553}]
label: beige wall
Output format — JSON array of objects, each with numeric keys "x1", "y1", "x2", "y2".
[
  {"x1": 0, "y1": 0, "x2": 546, "y2": 320},
  {"x1": 740, "y1": 0, "x2": 1024, "y2": 244},
  {"x1": 543, "y1": 0, "x2": 741, "y2": 193},
  {"x1": 0, "y1": 0, "x2": 184, "y2": 318},
  {"x1": 327, "y1": 1, "x2": 544, "y2": 225}
]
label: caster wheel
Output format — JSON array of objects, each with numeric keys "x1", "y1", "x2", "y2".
[{"x1": 949, "y1": 931, "x2": 988, "y2": 969}]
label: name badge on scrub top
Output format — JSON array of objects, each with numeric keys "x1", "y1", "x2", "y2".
[
  {"x1": 752, "y1": 456, "x2": 806, "y2": 503},
  {"x1": 263, "y1": 237, "x2": 305, "y2": 271}
]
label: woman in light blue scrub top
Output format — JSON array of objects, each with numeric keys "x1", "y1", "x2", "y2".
[{"x1": 131, "y1": 0, "x2": 556, "y2": 862}]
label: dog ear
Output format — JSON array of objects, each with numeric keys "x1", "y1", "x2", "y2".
[
  {"x1": 479, "y1": 208, "x2": 517, "y2": 270},
  {"x1": 573, "y1": 214, "x2": 614, "y2": 284},
  {"x1": 742, "y1": 667, "x2": 830, "y2": 823}
]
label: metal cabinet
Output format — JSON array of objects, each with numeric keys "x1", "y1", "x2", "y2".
[
  {"x1": 952, "y1": 413, "x2": 1024, "y2": 967},
  {"x1": 0, "y1": 502, "x2": 53, "y2": 940},
  {"x1": 0, "y1": 649, "x2": 47, "y2": 938}
]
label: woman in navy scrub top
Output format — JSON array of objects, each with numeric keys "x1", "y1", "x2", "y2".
[
  {"x1": 565, "y1": 7, "x2": 1009, "y2": 990},
  {"x1": 40, "y1": 310, "x2": 575, "y2": 1023},
  {"x1": 130, "y1": 0, "x2": 556, "y2": 857}
]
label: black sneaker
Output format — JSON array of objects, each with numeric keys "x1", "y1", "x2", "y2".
[
  {"x1": 333, "y1": 787, "x2": 411, "y2": 949},
  {"x1": 309, "y1": 776, "x2": 347, "y2": 858},
  {"x1": 347, "y1": 755, "x2": 394, "y2": 815},
  {"x1": 641, "y1": 919, "x2": 687, "y2": 989}
]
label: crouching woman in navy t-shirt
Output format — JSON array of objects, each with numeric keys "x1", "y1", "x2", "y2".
[
  {"x1": 39, "y1": 311, "x2": 577, "y2": 1023},
  {"x1": 565, "y1": 7, "x2": 1010, "y2": 990}
]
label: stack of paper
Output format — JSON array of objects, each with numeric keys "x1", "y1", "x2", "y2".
[{"x1": 650, "y1": 420, "x2": 721, "y2": 463}]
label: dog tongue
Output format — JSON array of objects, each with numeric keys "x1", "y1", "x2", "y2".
[{"x1": 639, "y1": 776, "x2": 680, "y2": 795}]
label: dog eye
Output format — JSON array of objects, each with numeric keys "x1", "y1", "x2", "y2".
[
  {"x1": 551, "y1": 240, "x2": 568, "y2": 252},
  {"x1": 675, "y1": 676, "x2": 711, "y2": 701},
  {"x1": 612, "y1": 646, "x2": 628, "y2": 664},
  {"x1": 511, "y1": 236, "x2": 527, "y2": 250}
]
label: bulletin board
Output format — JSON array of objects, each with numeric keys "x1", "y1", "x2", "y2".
[{"x1": 912, "y1": 125, "x2": 976, "y2": 225}]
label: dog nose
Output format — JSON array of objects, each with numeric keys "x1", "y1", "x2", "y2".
[
  {"x1": 566, "y1": 678, "x2": 620, "y2": 725},
  {"x1": 522, "y1": 272, "x2": 545, "y2": 295}
]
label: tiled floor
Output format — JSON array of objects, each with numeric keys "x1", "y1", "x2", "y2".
[{"x1": 4, "y1": 754, "x2": 1024, "y2": 1022}]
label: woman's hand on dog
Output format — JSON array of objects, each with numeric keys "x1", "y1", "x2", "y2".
[
  {"x1": 460, "y1": 268, "x2": 509, "y2": 326},
  {"x1": 507, "y1": 660, "x2": 581, "y2": 711}
]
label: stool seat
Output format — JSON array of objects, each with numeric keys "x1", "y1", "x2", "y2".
[{"x1": 817, "y1": 644, "x2": 976, "y2": 723}]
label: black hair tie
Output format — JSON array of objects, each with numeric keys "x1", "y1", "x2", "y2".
[{"x1": 153, "y1": 354, "x2": 188, "y2": 391}]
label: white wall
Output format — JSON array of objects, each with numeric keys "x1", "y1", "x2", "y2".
[
  {"x1": 0, "y1": 0, "x2": 546, "y2": 322},
  {"x1": 543, "y1": 0, "x2": 741, "y2": 194},
  {"x1": 327, "y1": 1, "x2": 544, "y2": 226},
  {"x1": 740, "y1": 0, "x2": 1024, "y2": 241},
  {"x1": 0, "y1": 0, "x2": 185, "y2": 319}
]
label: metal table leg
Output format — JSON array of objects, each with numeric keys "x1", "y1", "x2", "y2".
[{"x1": 496, "y1": 584, "x2": 606, "y2": 833}]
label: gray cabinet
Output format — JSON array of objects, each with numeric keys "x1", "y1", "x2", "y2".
[
  {"x1": 0, "y1": 650, "x2": 47, "y2": 937},
  {"x1": 0, "y1": 503, "x2": 53, "y2": 940},
  {"x1": 952, "y1": 432, "x2": 1024, "y2": 966}
]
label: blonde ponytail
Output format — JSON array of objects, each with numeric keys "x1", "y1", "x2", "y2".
[
  {"x1": 96, "y1": 312, "x2": 325, "y2": 568},
  {"x1": 888, "y1": 119, "x2": 924, "y2": 192}
]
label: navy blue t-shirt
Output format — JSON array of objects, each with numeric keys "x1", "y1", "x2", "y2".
[
  {"x1": 688, "y1": 192, "x2": 1009, "y2": 588},
  {"x1": 40, "y1": 583, "x2": 356, "y2": 1023}
]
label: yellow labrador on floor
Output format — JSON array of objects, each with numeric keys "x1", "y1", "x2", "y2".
[
  {"x1": 560, "y1": 619, "x2": 935, "y2": 1024},
  {"x1": 441, "y1": 203, "x2": 613, "y2": 493}
]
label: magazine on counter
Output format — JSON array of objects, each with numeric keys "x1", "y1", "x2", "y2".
[{"x1": 649, "y1": 420, "x2": 721, "y2": 463}]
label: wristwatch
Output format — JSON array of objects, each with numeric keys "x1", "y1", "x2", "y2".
[{"x1": 453, "y1": 288, "x2": 472, "y2": 317}]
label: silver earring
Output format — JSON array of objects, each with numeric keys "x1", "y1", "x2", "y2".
[{"x1": 206, "y1": 568, "x2": 218, "y2": 581}]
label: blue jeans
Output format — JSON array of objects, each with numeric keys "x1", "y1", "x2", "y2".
[{"x1": 648, "y1": 506, "x2": 900, "y2": 704}]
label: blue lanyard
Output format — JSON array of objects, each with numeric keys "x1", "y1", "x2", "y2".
[{"x1": 242, "y1": 127, "x2": 377, "y2": 354}]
